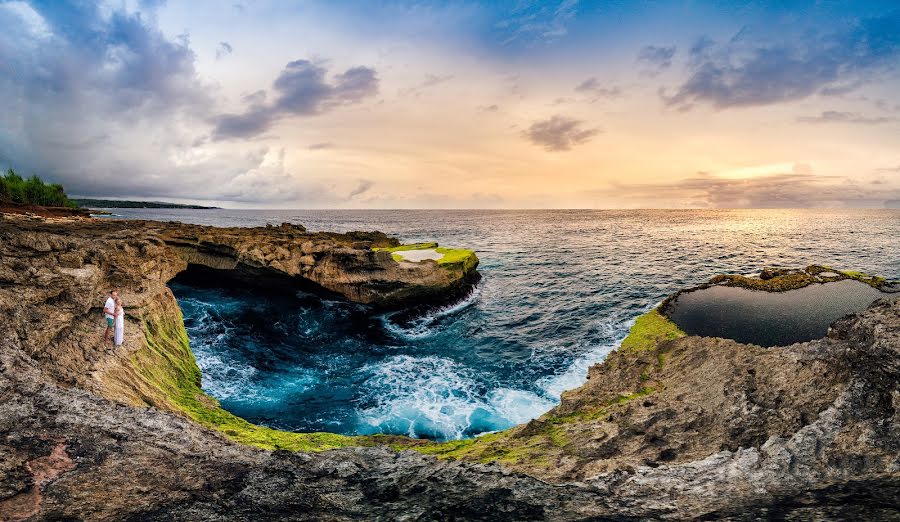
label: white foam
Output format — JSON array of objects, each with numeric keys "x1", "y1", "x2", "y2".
[
  {"x1": 486, "y1": 388, "x2": 556, "y2": 425},
  {"x1": 536, "y1": 311, "x2": 642, "y2": 399},
  {"x1": 354, "y1": 355, "x2": 554, "y2": 440},
  {"x1": 382, "y1": 284, "x2": 481, "y2": 340}
]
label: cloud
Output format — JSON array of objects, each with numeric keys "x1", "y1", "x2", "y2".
[
  {"x1": 212, "y1": 60, "x2": 379, "y2": 140},
  {"x1": 494, "y1": 0, "x2": 579, "y2": 46},
  {"x1": 637, "y1": 45, "x2": 676, "y2": 72},
  {"x1": 797, "y1": 110, "x2": 897, "y2": 125},
  {"x1": 215, "y1": 41, "x2": 233, "y2": 59},
  {"x1": 308, "y1": 142, "x2": 334, "y2": 150},
  {"x1": 348, "y1": 179, "x2": 374, "y2": 198},
  {"x1": 0, "y1": 1, "x2": 357, "y2": 205},
  {"x1": 594, "y1": 168, "x2": 900, "y2": 208},
  {"x1": 522, "y1": 115, "x2": 600, "y2": 151},
  {"x1": 399, "y1": 73, "x2": 453, "y2": 97},
  {"x1": 478, "y1": 104, "x2": 499, "y2": 113},
  {"x1": 574, "y1": 78, "x2": 621, "y2": 100},
  {"x1": 0, "y1": 1, "x2": 225, "y2": 198},
  {"x1": 662, "y1": 10, "x2": 900, "y2": 110}
]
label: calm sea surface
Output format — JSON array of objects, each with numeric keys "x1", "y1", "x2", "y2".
[{"x1": 104, "y1": 209, "x2": 900, "y2": 440}]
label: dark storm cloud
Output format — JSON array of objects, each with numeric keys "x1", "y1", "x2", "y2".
[
  {"x1": 0, "y1": 1, "x2": 362, "y2": 203},
  {"x1": 574, "y1": 78, "x2": 621, "y2": 99},
  {"x1": 637, "y1": 45, "x2": 676, "y2": 71},
  {"x1": 212, "y1": 60, "x2": 379, "y2": 140},
  {"x1": 797, "y1": 111, "x2": 897, "y2": 125},
  {"x1": 662, "y1": 10, "x2": 900, "y2": 110},
  {"x1": 522, "y1": 115, "x2": 599, "y2": 151},
  {"x1": 595, "y1": 171, "x2": 900, "y2": 208},
  {"x1": 0, "y1": 1, "x2": 218, "y2": 197}
]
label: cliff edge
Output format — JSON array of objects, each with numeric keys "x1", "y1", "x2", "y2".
[{"x1": 1, "y1": 214, "x2": 898, "y2": 520}]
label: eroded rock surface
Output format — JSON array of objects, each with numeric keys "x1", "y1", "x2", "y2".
[{"x1": 1, "y1": 214, "x2": 898, "y2": 520}]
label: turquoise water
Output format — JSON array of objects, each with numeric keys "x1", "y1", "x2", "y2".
[{"x1": 110, "y1": 209, "x2": 899, "y2": 440}]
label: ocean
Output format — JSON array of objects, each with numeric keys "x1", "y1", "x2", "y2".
[{"x1": 104, "y1": 208, "x2": 900, "y2": 440}]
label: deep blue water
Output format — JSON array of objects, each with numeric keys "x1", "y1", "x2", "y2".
[{"x1": 108, "y1": 209, "x2": 900, "y2": 440}]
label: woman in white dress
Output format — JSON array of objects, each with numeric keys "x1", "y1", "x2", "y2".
[{"x1": 114, "y1": 296, "x2": 125, "y2": 346}]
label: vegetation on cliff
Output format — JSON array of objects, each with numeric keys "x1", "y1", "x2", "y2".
[
  {"x1": 374, "y1": 242, "x2": 479, "y2": 272},
  {"x1": 0, "y1": 170, "x2": 79, "y2": 208},
  {"x1": 397, "y1": 307, "x2": 684, "y2": 471},
  {"x1": 74, "y1": 198, "x2": 219, "y2": 209},
  {"x1": 133, "y1": 296, "x2": 359, "y2": 452}
]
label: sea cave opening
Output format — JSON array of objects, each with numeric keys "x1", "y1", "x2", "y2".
[{"x1": 166, "y1": 263, "x2": 573, "y2": 441}]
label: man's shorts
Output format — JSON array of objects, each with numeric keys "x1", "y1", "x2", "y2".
[{"x1": 106, "y1": 317, "x2": 114, "y2": 327}]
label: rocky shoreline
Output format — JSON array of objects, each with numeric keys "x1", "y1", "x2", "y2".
[{"x1": 1, "y1": 213, "x2": 898, "y2": 520}]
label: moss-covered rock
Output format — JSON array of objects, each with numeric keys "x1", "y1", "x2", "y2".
[{"x1": 131, "y1": 293, "x2": 361, "y2": 451}]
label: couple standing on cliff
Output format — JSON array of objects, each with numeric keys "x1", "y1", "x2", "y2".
[{"x1": 103, "y1": 289, "x2": 125, "y2": 346}]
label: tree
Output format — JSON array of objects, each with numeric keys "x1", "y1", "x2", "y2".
[{"x1": 0, "y1": 169, "x2": 79, "y2": 208}]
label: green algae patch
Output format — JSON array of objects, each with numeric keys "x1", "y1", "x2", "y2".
[
  {"x1": 131, "y1": 293, "x2": 362, "y2": 453},
  {"x1": 835, "y1": 269, "x2": 887, "y2": 289},
  {"x1": 619, "y1": 309, "x2": 685, "y2": 353},
  {"x1": 434, "y1": 247, "x2": 479, "y2": 272},
  {"x1": 375, "y1": 242, "x2": 479, "y2": 272}
]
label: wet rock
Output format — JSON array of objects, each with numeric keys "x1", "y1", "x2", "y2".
[{"x1": 0, "y1": 215, "x2": 896, "y2": 520}]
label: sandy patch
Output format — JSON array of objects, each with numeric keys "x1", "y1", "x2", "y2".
[{"x1": 396, "y1": 249, "x2": 443, "y2": 262}]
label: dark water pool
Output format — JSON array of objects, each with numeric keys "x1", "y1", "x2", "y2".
[{"x1": 663, "y1": 279, "x2": 891, "y2": 347}]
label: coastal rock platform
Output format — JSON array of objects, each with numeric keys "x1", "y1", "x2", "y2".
[{"x1": 1, "y1": 214, "x2": 898, "y2": 520}]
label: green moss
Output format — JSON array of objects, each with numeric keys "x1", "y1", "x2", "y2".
[
  {"x1": 619, "y1": 309, "x2": 685, "y2": 353},
  {"x1": 412, "y1": 387, "x2": 657, "y2": 465},
  {"x1": 434, "y1": 247, "x2": 479, "y2": 272},
  {"x1": 837, "y1": 269, "x2": 886, "y2": 288},
  {"x1": 375, "y1": 242, "x2": 479, "y2": 272},
  {"x1": 135, "y1": 304, "x2": 362, "y2": 452}
]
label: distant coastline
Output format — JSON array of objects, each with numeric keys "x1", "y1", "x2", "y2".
[{"x1": 73, "y1": 198, "x2": 219, "y2": 209}]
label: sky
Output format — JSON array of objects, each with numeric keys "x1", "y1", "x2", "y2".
[{"x1": 1, "y1": 0, "x2": 899, "y2": 209}]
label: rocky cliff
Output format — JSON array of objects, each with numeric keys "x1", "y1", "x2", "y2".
[{"x1": 1, "y1": 214, "x2": 898, "y2": 520}]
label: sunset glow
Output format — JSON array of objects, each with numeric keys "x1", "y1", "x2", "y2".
[{"x1": 2, "y1": 1, "x2": 899, "y2": 208}]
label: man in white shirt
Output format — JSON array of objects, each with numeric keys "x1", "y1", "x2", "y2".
[{"x1": 103, "y1": 289, "x2": 118, "y2": 345}]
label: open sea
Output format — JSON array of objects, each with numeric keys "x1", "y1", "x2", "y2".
[{"x1": 104, "y1": 209, "x2": 900, "y2": 440}]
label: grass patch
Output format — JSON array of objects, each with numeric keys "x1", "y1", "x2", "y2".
[{"x1": 619, "y1": 309, "x2": 685, "y2": 353}]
